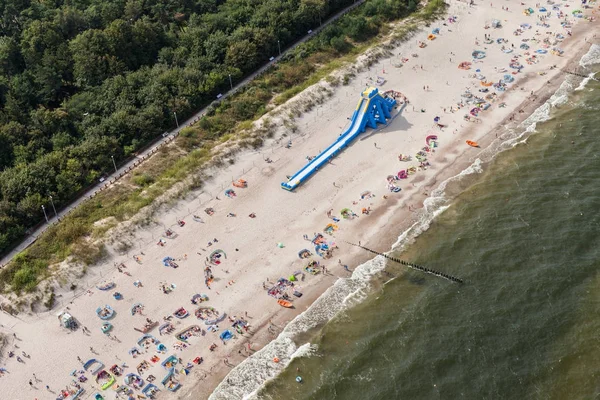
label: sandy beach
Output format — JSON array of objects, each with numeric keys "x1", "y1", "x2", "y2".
[{"x1": 0, "y1": 1, "x2": 598, "y2": 399}]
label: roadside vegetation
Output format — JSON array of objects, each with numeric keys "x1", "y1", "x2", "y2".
[{"x1": 0, "y1": 0, "x2": 446, "y2": 295}]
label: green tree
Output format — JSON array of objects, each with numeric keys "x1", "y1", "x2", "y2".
[
  {"x1": 225, "y1": 40, "x2": 258, "y2": 72},
  {"x1": 0, "y1": 36, "x2": 23, "y2": 75},
  {"x1": 70, "y1": 29, "x2": 124, "y2": 87}
]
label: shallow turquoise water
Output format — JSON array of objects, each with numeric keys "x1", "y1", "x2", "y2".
[{"x1": 257, "y1": 78, "x2": 600, "y2": 399}]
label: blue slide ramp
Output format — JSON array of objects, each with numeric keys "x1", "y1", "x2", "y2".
[{"x1": 281, "y1": 87, "x2": 396, "y2": 191}]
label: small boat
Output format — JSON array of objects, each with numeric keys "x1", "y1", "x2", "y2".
[
  {"x1": 277, "y1": 299, "x2": 293, "y2": 308},
  {"x1": 466, "y1": 140, "x2": 480, "y2": 148}
]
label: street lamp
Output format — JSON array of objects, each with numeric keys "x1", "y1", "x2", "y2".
[
  {"x1": 111, "y1": 155, "x2": 117, "y2": 173},
  {"x1": 277, "y1": 40, "x2": 281, "y2": 56},
  {"x1": 174, "y1": 111, "x2": 179, "y2": 128},
  {"x1": 228, "y1": 74, "x2": 233, "y2": 90},
  {"x1": 49, "y1": 195, "x2": 58, "y2": 221},
  {"x1": 41, "y1": 205, "x2": 49, "y2": 223}
]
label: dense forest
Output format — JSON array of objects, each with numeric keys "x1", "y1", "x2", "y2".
[{"x1": 0, "y1": 0, "x2": 416, "y2": 256}]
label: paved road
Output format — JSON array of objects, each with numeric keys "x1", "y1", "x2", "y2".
[{"x1": 0, "y1": 0, "x2": 366, "y2": 267}]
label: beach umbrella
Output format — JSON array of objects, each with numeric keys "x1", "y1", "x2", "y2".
[
  {"x1": 324, "y1": 223, "x2": 338, "y2": 232},
  {"x1": 277, "y1": 242, "x2": 284, "y2": 248}
]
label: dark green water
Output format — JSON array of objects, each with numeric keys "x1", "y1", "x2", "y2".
[{"x1": 257, "y1": 77, "x2": 600, "y2": 399}]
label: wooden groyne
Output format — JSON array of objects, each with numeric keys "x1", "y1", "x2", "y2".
[{"x1": 346, "y1": 241, "x2": 464, "y2": 284}]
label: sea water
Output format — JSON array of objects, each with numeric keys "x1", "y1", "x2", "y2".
[{"x1": 211, "y1": 47, "x2": 600, "y2": 400}]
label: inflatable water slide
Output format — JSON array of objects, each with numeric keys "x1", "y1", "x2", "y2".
[{"x1": 281, "y1": 87, "x2": 397, "y2": 191}]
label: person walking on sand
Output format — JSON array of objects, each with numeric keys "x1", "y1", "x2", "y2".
[{"x1": 344, "y1": 265, "x2": 351, "y2": 272}]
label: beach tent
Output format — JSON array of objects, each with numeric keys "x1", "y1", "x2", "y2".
[
  {"x1": 491, "y1": 19, "x2": 501, "y2": 28},
  {"x1": 57, "y1": 311, "x2": 76, "y2": 329},
  {"x1": 220, "y1": 330, "x2": 233, "y2": 341}
]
